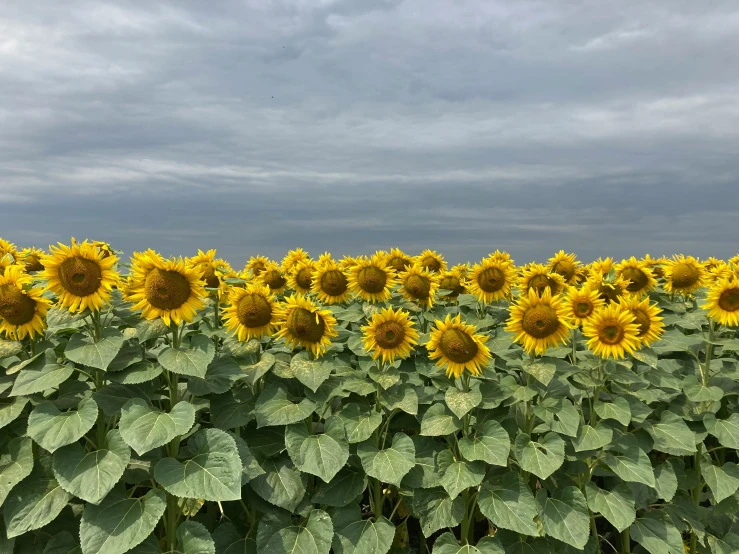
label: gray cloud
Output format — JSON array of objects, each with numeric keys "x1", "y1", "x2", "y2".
[{"x1": 1, "y1": 0, "x2": 738, "y2": 266}]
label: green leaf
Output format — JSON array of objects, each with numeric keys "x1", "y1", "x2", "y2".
[
  {"x1": 0, "y1": 339, "x2": 22, "y2": 358},
  {"x1": 537, "y1": 486, "x2": 590, "y2": 549},
  {"x1": 119, "y1": 399, "x2": 195, "y2": 455},
  {"x1": 79, "y1": 489, "x2": 166, "y2": 554},
  {"x1": 573, "y1": 424, "x2": 613, "y2": 452},
  {"x1": 702, "y1": 461, "x2": 739, "y2": 504},
  {"x1": 458, "y1": 420, "x2": 510, "y2": 466},
  {"x1": 176, "y1": 520, "x2": 215, "y2": 554},
  {"x1": 704, "y1": 413, "x2": 739, "y2": 449},
  {"x1": 42, "y1": 532, "x2": 81, "y2": 554},
  {"x1": 64, "y1": 329, "x2": 124, "y2": 370},
  {"x1": 357, "y1": 432, "x2": 415, "y2": 487},
  {"x1": 707, "y1": 533, "x2": 739, "y2": 554},
  {"x1": 411, "y1": 488, "x2": 465, "y2": 536},
  {"x1": 188, "y1": 356, "x2": 243, "y2": 396},
  {"x1": 155, "y1": 429, "x2": 243, "y2": 501},
  {"x1": 212, "y1": 522, "x2": 257, "y2": 554},
  {"x1": 380, "y1": 383, "x2": 418, "y2": 415},
  {"x1": 257, "y1": 509, "x2": 333, "y2": 554},
  {"x1": 368, "y1": 364, "x2": 400, "y2": 390},
  {"x1": 312, "y1": 466, "x2": 367, "y2": 507},
  {"x1": 584, "y1": 482, "x2": 635, "y2": 532},
  {"x1": 438, "y1": 451, "x2": 486, "y2": 500},
  {"x1": 107, "y1": 360, "x2": 162, "y2": 385},
  {"x1": 285, "y1": 417, "x2": 349, "y2": 483},
  {"x1": 211, "y1": 390, "x2": 254, "y2": 430},
  {"x1": 332, "y1": 503, "x2": 394, "y2": 554},
  {"x1": 135, "y1": 318, "x2": 169, "y2": 342},
  {"x1": 157, "y1": 334, "x2": 215, "y2": 378},
  {"x1": 630, "y1": 511, "x2": 685, "y2": 554},
  {"x1": 9, "y1": 349, "x2": 73, "y2": 396},
  {"x1": 420, "y1": 403, "x2": 462, "y2": 436},
  {"x1": 230, "y1": 433, "x2": 265, "y2": 484},
  {"x1": 337, "y1": 404, "x2": 383, "y2": 444},
  {"x1": 93, "y1": 383, "x2": 154, "y2": 416},
  {"x1": 432, "y1": 532, "x2": 504, "y2": 554},
  {"x1": 250, "y1": 456, "x2": 307, "y2": 512},
  {"x1": 604, "y1": 447, "x2": 656, "y2": 488},
  {"x1": 477, "y1": 472, "x2": 539, "y2": 537},
  {"x1": 594, "y1": 397, "x2": 631, "y2": 426},
  {"x1": 445, "y1": 386, "x2": 482, "y2": 419},
  {"x1": 521, "y1": 358, "x2": 557, "y2": 387},
  {"x1": 27, "y1": 397, "x2": 98, "y2": 452},
  {"x1": 534, "y1": 398, "x2": 580, "y2": 438},
  {"x1": 255, "y1": 384, "x2": 316, "y2": 428},
  {"x1": 239, "y1": 352, "x2": 275, "y2": 386},
  {"x1": 3, "y1": 472, "x2": 72, "y2": 538},
  {"x1": 643, "y1": 411, "x2": 697, "y2": 456},
  {"x1": 682, "y1": 375, "x2": 724, "y2": 403},
  {"x1": 514, "y1": 432, "x2": 565, "y2": 480},
  {"x1": 52, "y1": 429, "x2": 131, "y2": 504},
  {"x1": 0, "y1": 397, "x2": 27, "y2": 430},
  {"x1": 291, "y1": 351, "x2": 333, "y2": 392},
  {"x1": 0, "y1": 437, "x2": 33, "y2": 507},
  {"x1": 403, "y1": 435, "x2": 446, "y2": 489},
  {"x1": 654, "y1": 462, "x2": 678, "y2": 502}
]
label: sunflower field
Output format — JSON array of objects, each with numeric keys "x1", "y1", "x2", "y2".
[{"x1": 2, "y1": 237, "x2": 739, "y2": 554}]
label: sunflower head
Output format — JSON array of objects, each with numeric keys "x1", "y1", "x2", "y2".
[
  {"x1": 590, "y1": 257, "x2": 614, "y2": 276},
  {"x1": 311, "y1": 259, "x2": 351, "y2": 305},
  {"x1": 707, "y1": 261, "x2": 735, "y2": 284},
  {"x1": 505, "y1": 287, "x2": 574, "y2": 356},
  {"x1": 188, "y1": 249, "x2": 221, "y2": 289},
  {"x1": 487, "y1": 250, "x2": 514, "y2": 265},
  {"x1": 0, "y1": 238, "x2": 17, "y2": 261},
  {"x1": 417, "y1": 249, "x2": 447, "y2": 273},
  {"x1": 223, "y1": 282, "x2": 279, "y2": 341},
  {"x1": 520, "y1": 263, "x2": 567, "y2": 296},
  {"x1": 548, "y1": 251, "x2": 581, "y2": 285},
  {"x1": 93, "y1": 241, "x2": 115, "y2": 259},
  {"x1": 586, "y1": 270, "x2": 629, "y2": 304},
  {"x1": 0, "y1": 265, "x2": 50, "y2": 340},
  {"x1": 274, "y1": 294, "x2": 338, "y2": 358},
  {"x1": 361, "y1": 307, "x2": 419, "y2": 364},
  {"x1": 619, "y1": 295, "x2": 665, "y2": 346},
  {"x1": 18, "y1": 247, "x2": 46, "y2": 272},
  {"x1": 399, "y1": 264, "x2": 440, "y2": 307},
  {"x1": 347, "y1": 253, "x2": 397, "y2": 303},
  {"x1": 450, "y1": 263, "x2": 471, "y2": 279},
  {"x1": 0, "y1": 254, "x2": 16, "y2": 273},
  {"x1": 288, "y1": 259, "x2": 317, "y2": 294},
  {"x1": 703, "y1": 276, "x2": 739, "y2": 327},
  {"x1": 582, "y1": 304, "x2": 641, "y2": 359},
  {"x1": 438, "y1": 271, "x2": 467, "y2": 301},
  {"x1": 564, "y1": 284, "x2": 605, "y2": 326},
  {"x1": 244, "y1": 255, "x2": 270, "y2": 278},
  {"x1": 259, "y1": 262, "x2": 289, "y2": 295},
  {"x1": 385, "y1": 248, "x2": 414, "y2": 274},
  {"x1": 281, "y1": 248, "x2": 311, "y2": 275},
  {"x1": 615, "y1": 256, "x2": 657, "y2": 297},
  {"x1": 40, "y1": 239, "x2": 119, "y2": 313},
  {"x1": 340, "y1": 256, "x2": 358, "y2": 271},
  {"x1": 426, "y1": 313, "x2": 491, "y2": 378},
  {"x1": 468, "y1": 257, "x2": 517, "y2": 304},
  {"x1": 663, "y1": 255, "x2": 706, "y2": 296}
]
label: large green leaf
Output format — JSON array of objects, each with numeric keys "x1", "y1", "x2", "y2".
[
  {"x1": 285, "y1": 416, "x2": 349, "y2": 483},
  {"x1": 211, "y1": 390, "x2": 254, "y2": 431},
  {"x1": 176, "y1": 520, "x2": 215, "y2": 554},
  {"x1": 521, "y1": 357, "x2": 557, "y2": 387},
  {"x1": 43, "y1": 531, "x2": 82, "y2": 554},
  {"x1": 643, "y1": 411, "x2": 697, "y2": 456},
  {"x1": 53, "y1": 429, "x2": 131, "y2": 504},
  {"x1": 445, "y1": 386, "x2": 482, "y2": 419},
  {"x1": 187, "y1": 356, "x2": 243, "y2": 396},
  {"x1": 155, "y1": 428, "x2": 242, "y2": 501},
  {"x1": 0, "y1": 437, "x2": 33, "y2": 507},
  {"x1": 157, "y1": 334, "x2": 215, "y2": 378},
  {"x1": 291, "y1": 351, "x2": 333, "y2": 392},
  {"x1": 255, "y1": 384, "x2": 316, "y2": 428},
  {"x1": 239, "y1": 352, "x2": 275, "y2": 386},
  {"x1": 458, "y1": 420, "x2": 510, "y2": 466},
  {"x1": 380, "y1": 383, "x2": 419, "y2": 415},
  {"x1": 411, "y1": 488, "x2": 465, "y2": 536},
  {"x1": 707, "y1": 533, "x2": 739, "y2": 554},
  {"x1": 594, "y1": 397, "x2": 631, "y2": 426},
  {"x1": 107, "y1": 360, "x2": 162, "y2": 385},
  {"x1": 0, "y1": 397, "x2": 27, "y2": 430},
  {"x1": 432, "y1": 532, "x2": 504, "y2": 554},
  {"x1": 0, "y1": 339, "x2": 22, "y2": 358},
  {"x1": 357, "y1": 432, "x2": 415, "y2": 486},
  {"x1": 537, "y1": 487, "x2": 590, "y2": 550},
  {"x1": 604, "y1": 447, "x2": 656, "y2": 488},
  {"x1": 514, "y1": 432, "x2": 565, "y2": 480},
  {"x1": 212, "y1": 522, "x2": 257, "y2": 554},
  {"x1": 572, "y1": 424, "x2": 613, "y2": 452},
  {"x1": 630, "y1": 511, "x2": 684, "y2": 554},
  {"x1": 119, "y1": 398, "x2": 195, "y2": 455},
  {"x1": 702, "y1": 460, "x2": 739, "y2": 504},
  {"x1": 420, "y1": 403, "x2": 462, "y2": 436},
  {"x1": 437, "y1": 451, "x2": 486, "y2": 500},
  {"x1": 477, "y1": 472, "x2": 538, "y2": 537},
  {"x1": 584, "y1": 482, "x2": 635, "y2": 532},
  {"x1": 230, "y1": 433, "x2": 265, "y2": 484},
  {"x1": 79, "y1": 489, "x2": 166, "y2": 554},
  {"x1": 3, "y1": 471, "x2": 72, "y2": 538},
  {"x1": 27, "y1": 397, "x2": 98, "y2": 452},
  {"x1": 9, "y1": 349, "x2": 74, "y2": 396},
  {"x1": 250, "y1": 456, "x2": 307, "y2": 512},
  {"x1": 93, "y1": 383, "x2": 155, "y2": 416},
  {"x1": 257, "y1": 509, "x2": 333, "y2": 554},
  {"x1": 653, "y1": 462, "x2": 678, "y2": 502},
  {"x1": 704, "y1": 413, "x2": 739, "y2": 449},
  {"x1": 337, "y1": 404, "x2": 383, "y2": 444},
  {"x1": 64, "y1": 329, "x2": 125, "y2": 370},
  {"x1": 312, "y1": 466, "x2": 367, "y2": 507},
  {"x1": 332, "y1": 503, "x2": 394, "y2": 554},
  {"x1": 403, "y1": 435, "x2": 445, "y2": 489}
]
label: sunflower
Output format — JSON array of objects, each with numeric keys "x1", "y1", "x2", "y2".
[
  {"x1": 347, "y1": 254, "x2": 397, "y2": 303},
  {"x1": 0, "y1": 238, "x2": 17, "y2": 261},
  {"x1": 582, "y1": 304, "x2": 641, "y2": 359},
  {"x1": 245, "y1": 255, "x2": 270, "y2": 278},
  {"x1": 288, "y1": 259, "x2": 317, "y2": 294},
  {"x1": 93, "y1": 241, "x2": 115, "y2": 259},
  {"x1": 311, "y1": 259, "x2": 351, "y2": 304},
  {"x1": 663, "y1": 255, "x2": 706, "y2": 297},
  {"x1": 590, "y1": 257, "x2": 614, "y2": 276},
  {"x1": 385, "y1": 248, "x2": 414, "y2": 274},
  {"x1": 438, "y1": 270, "x2": 467, "y2": 301},
  {"x1": 18, "y1": 247, "x2": 45, "y2": 272},
  {"x1": 707, "y1": 261, "x2": 735, "y2": 284},
  {"x1": 468, "y1": 257, "x2": 517, "y2": 304},
  {"x1": 417, "y1": 249, "x2": 447, "y2": 273},
  {"x1": 426, "y1": 313, "x2": 491, "y2": 378},
  {"x1": 0, "y1": 254, "x2": 16, "y2": 273},
  {"x1": 450, "y1": 263, "x2": 471, "y2": 279},
  {"x1": 274, "y1": 294, "x2": 338, "y2": 358},
  {"x1": 586, "y1": 270, "x2": 630, "y2": 304},
  {"x1": 125, "y1": 251, "x2": 206, "y2": 326},
  {"x1": 361, "y1": 307, "x2": 419, "y2": 364},
  {"x1": 223, "y1": 283, "x2": 279, "y2": 341},
  {"x1": 40, "y1": 239, "x2": 119, "y2": 313},
  {"x1": 340, "y1": 256, "x2": 358, "y2": 271},
  {"x1": 703, "y1": 257, "x2": 723, "y2": 273},
  {"x1": 188, "y1": 249, "x2": 233, "y2": 301},
  {"x1": 703, "y1": 277, "x2": 739, "y2": 327},
  {"x1": 519, "y1": 263, "x2": 567, "y2": 296},
  {"x1": 730, "y1": 254, "x2": 739, "y2": 268},
  {"x1": 399, "y1": 264, "x2": 440, "y2": 308},
  {"x1": 281, "y1": 248, "x2": 311, "y2": 275},
  {"x1": 619, "y1": 295, "x2": 665, "y2": 346},
  {"x1": 548, "y1": 251, "x2": 581, "y2": 285},
  {"x1": 0, "y1": 265, "x2": 51, "y2": 340},
  {"x1": 615, "y1": 257, "x2": 657, "y2": 297},
  {"x1": 574, "y1": 265, "x2": 591, "y2": 285},
  {"x1": 259, "y1": 261, "x2": 289, "y2": 295},
  {"x1": 506, "y1": 287, "x2": 573, "y2": 356},
  {"x1": 488, "y1": 250, "x2": 514, "y2": 265},
  {"x1": 642, "y1": 255, "x2": 668, "y2": 279},
  {"x1": 564, "y1": 285, "x2": 605, "y2": 326}
]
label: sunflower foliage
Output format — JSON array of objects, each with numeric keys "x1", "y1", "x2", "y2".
[{"x1": 0, "y1": 242, "x2": 739, "y2": 554}]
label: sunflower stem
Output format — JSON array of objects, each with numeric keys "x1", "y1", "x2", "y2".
[
  {"x1": 621, "y1": 526, "x2": 631, "y2": 553},
  {"x1": 570, "y1": 328, "x2": 578, "y2": 365},
  {"x1": 690, "y1": 443, "x2": 704, "y2": 554}
]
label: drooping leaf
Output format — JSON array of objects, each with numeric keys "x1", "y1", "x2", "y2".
[
  {"x1": 704, "y1": 413, "x2": 739, "y2": 449},
  {"x1": 477, "y1": 472, "x2": 539, "y2": 537},
  {"x1": 27, "y1": 397, "x2": 98, "y2": 452},
  {"x1": 537, "y1": 487, "x2": 590, "y2": 550},
  {"x1": 0, "y1": 397, "x2": 28, "y2": 430},
  {"x1": 255, "y1": 384, "x2": 316, "y2": 428},
  {"x1": 458, "y1": 420, "x2": 510, "y2": 466},
  {"x1": 702, "y1": 460, "x2": 739, "y2": 504},
  {"x1": 64, "y1": 329, "x2": 125, "y2": 370},
  {"x1": 119, "y1": 399, "x2": 195, "y2": 455},
  {"x1": 337, "y1": 404, "x2": 383, "y2": 444},
  {"x1": 653, "y1": 462, "x2": 678, "y2": 502},
  {"x1": 514, "y1": 432, "x2": 565, "y2": 480},
  {"x1": 9, "y1": 349, "x2": 74, "y2": 396},
  {"x1": 604, "y1": 446, "x2": 656, "y2": 488},
  {"x1": 584, "y1": 482, "x2": 635, "y2": 532},
  {"x1": 437, "y1": 451, "x2": 486, "y2": 500},
  {"x1": 157, "y1": 334, "x2": 215, "y2": 378},
  {"x1": 250, "y1": 456, "x2": 307, "y2": 512},
  {"x1": 630, "y1": 511, "x2": 684, "y2": 554},
  {"x1": 211, "y1": 389, "x2": 254, "y2": 430},
  {"x1": 420, "y1": 404, "x2": 462, "y2": 436},
  {"x1": 357, "y1": 432, "x2": 415, "y2": 487},
  {"x1": 42, "y1": 531, "x2": 81, "y2": 554},
  {"x1": 403, "y1": 435, "x2": 446, "y2": 489},
  {"x1": 0, "y1": 437, "x2": 34, "y2": 507},
  {"x1": 285, "y1": 416, "x2": 349, "y2": 483},
  {"x1": 332, "y1": 503, "x2": 394, "y2": 554},
  {"x1": 212, "y1": 522, "x2": 257, "y2": 554},
  {"x1": 93, "y1": 383, "x2": 154, "y2": 416},
  {"x1": 432, "y1": 532, "x2": 504, "y2": 554},
  {"x1": 3, "y1": 472, "x2": 72, "y2": 538},
  {"x1": 257, "y1": 509, "x2": 333, "y2": 554},
  {"x1": 594, "y1": 397, "x2": 631, "y2": 426},
  {"x1": 445, "y1": 386, "x2": 482, "y2": 419},
  {"x1": 176, "y1": 520, "x2": 215, "y2": 554},
  {"x1": 312, "y1": 466, "x2": 367, "y2": 507},
  {"x1": 188, "y1": 356, "x2": 243, "y2": 396},
  {"x1": 411, "y1": 488, "x2": 465, "y2": 536},
  {"x1": 107, "y1": 360, "x2": 162, "y2": 385},
  {"x1": 643, "y1": 411, "x2": 697, "y2": 456},
  {"x1": 238, "y1": 352, "x2": 275, "y2": 386}
]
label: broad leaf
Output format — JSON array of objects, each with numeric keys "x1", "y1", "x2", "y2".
[
  {"x1": 643, "y1": 411, "x2": 697, "y2": 456},
  {"x1": 0, "y1": 437, "x2": 33, "y2": 507},
  {"x1": 3, "y1": 472, "x2": 71, "y2": 538},
  {"x1": 257, "y1": 509, "x2": 333, "y2": 554},
  {"x1": 420, "y1": 404, "x2": 462, "y2": 436},
  {"x1": 0, "y1": 397, "x2": 28, "y2": 430},
  {"x1": 594, "y1": 397, "x2": 631, "y2": 426},
  {"x1": 9, "y1": 349, "x2": 73, "y2": 396},
  {"x1": 437, "y1": 451, "x2": 486, "y2": 499},
  {"x1": 337, "y1": 404, "x2": 383, "y2": 444},
  {"x1": 255, "y1": 384, "x2": 316, "y2": 428},
  {"x1": 445, "y1": 386, "x2": 482, "y2": 419},
  {"x1": 312, "y1": 466, "x2": 367, "y2": 507},
  {"x1": 357, "y1": 432, "x2": 415, "y2": 487},
  {"x1": 573, "y1": 424, "x2": 613, "y2": 452},
  {"x1": 604, "y1": 446, "x2": 656, "y2": 488},
  {"x1": 702, "y1": 461, "x2": 739, "y2": 504},
  {"x1": 43, "y1": 531, "x2": 82, "y2": 554},
  {"x1": 119, "y1": 399, "x2": 195, "y2": 455},
  {"x1": 332, "y1": 503, "x2": 394, "y2": 554},
  {"x1": 188, "y1": 356, "x2": 242, "y2": 396},
  {"x1": 176, "y1": 520, "x2": 215, "y2": 554},
  {"x1": 411, "y1": 488, "x2": 465, "y2": 536},
  {"x1": 432, "y1": 532, "x2": 504, "y2": 554},
  {"x1": 27, "y1": 397, "x2": 98, "y2": 452},
  {"x1": 478, "y1": 472, "x2": 539, "y2": 537},
  {"x1": 107, "y1": 360, "x2": 162, "y2": 385},
  {"x1": 292, "y1": 351, "x2": 333, "y2": 392},
  {"x1": 157, "y1": 334, "x2": 215, "y2": 378},
  {"x1": 584, "y1": 482, "x2": 635, "y2": 532},
  {"x1": 654, "y1": 462, "x2": 678, "y2": 502},
  {"x1": 704, "y1": 414, "x2": 739, "y2": 449},
  {"x1": 250, "y1": 456, "x2": 307, "y2": 512},
  {"x1": 630, "y1": 511, "x2": 684, "y2": 554},
  {"x1": 285, "y1": 417, "x2": 349, "y2": 483},
  {"x1": 64, "y1": 329, "x2": 124, "y2": 370},
  {"x1": 514, "y1": 432, "x2": 565, "y2": 480},
  {"x1": 537, "y1": 487, "x2": 590, "y2": 549},
  {"x1": 458, "y1": 420, "x2": 510, "y2": 466}
]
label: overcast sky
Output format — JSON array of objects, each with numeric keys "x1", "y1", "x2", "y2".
[{"x1": 1, "y1": 0, "x2": 738, "y2": 267}]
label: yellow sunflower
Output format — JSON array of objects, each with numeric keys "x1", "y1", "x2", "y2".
[
  {"x1": 347, "y1": 253, "x2": 397, "y2": 303},
  {"x1": 245, "y1": 255, "x2": 270, "y2": 278},
  {"x1": 274, "y1": 294, "x2": 338, "y2": 358},
  {"x1": 615, "y1": 257, "x2": 657, "y2": 297},
  {"x1": 259, "y1": 261, "x2": 289, "y2": 295},
  {"x1": 188, "y1": 249, "x2": 233, "y2": 302},
  {"x1": 40, "y1": 239, "x2": 119, "y2": 313},
  {"x1": 468, "y1": 257, "x2": 517, "y2": 304},
  {"x1": 281, "y1": 248, "x2": 311, "y2": 274},
  {"x1": 582, "y1": 304, "x2": 641, "y2": 359},
  {"x1": 548, "y1": 251, "x2": 581, "y2": 285},
  {"x1": 663, "y1": 255, "x2": 707, "y2": 297},
  {"x1": 311, "y1": 259, "x2": 351, "y2": 304},
  {"x1": 0, "y1": 254, "x2": 16, "y2": 273},
  {"x1": 0, "y1": 238, "x2": 17, "y2": 261},
  {"x1": 586, "y1": 271, "x2": 630, "y2": 304},
  {"x1": 703, "y1": 257, "x2": 723, "y2": 273},
  {"x1": 426, "y1": 313, "x2": 492, "y2": 378},
  {"x1": 438, "y1": 270, "x2": 467, "y2": 302},
  {"x1": 707, "y1": 261, "x2": 735, "y2": 284},
  {"x1": 93, "y1": 240, "x2": 115, "y2": 259},
  {"x1": 340, "y1": 256, "x2": 358, "y2": 271},
  {"x1": 730, "y1": 254, "x2": 739, "y2": 268},
  {"x1": 399, "y1": 264, "x2": 440, "y2": 308},
  {"x1": 564, "y1": 285, "x2": 605, "y2": 326},
  {"x1": 590, "y1": 257, "x2": 614, "y2": 276},
  {"x1": 384, "y1": 248, "x2": 414, "y2": 274},
  {"x1": 642, "y1": 255, "x2": 668, "y2": 279},
  {"x1": 125, "y1": 251, "x2": 206, "y2": 326},
  {"x1": 223, "y1": 283, "x2": 279, "y2": 341},
  {"x1": 574, "y1": 265, "x2": 591, "y2": 284},
  {"x1": 506, "y1": 287, "x2": 573, "y2": 356},
  {"x1": 619, "y1": 295, "x2": 665, "y2": 346},
  {"x1": 703, "y1": 276, "x2": 739, "y2": 327},
  {"x1": 417, "y1": 249, "x2": 447, "y2": 273},
  {"x1": 288, "y1": 259, "x2": 317, "y2": 294},
  {"x1": 519, "y1": 263, "x2": 567, "y2": 296},
  {"x1": 18, "y1": 247, "x2": 46, "y2": 272},
  {"x1": 450, "y1": 263, "x2": 471, "y2": 279},
  {"x1": 488, "y1": 250, "x2": 514, "y2": 265},
  {"x1": 361, "y1": 307, "x2": 419, "y2": 364},
  {"x1": 0, "y1": 265, "x2": 51, "y2": 340}
]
